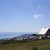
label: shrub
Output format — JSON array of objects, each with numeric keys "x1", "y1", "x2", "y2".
[{"x1": 32, "y1": 47, "x2": 38, "y2": 50}]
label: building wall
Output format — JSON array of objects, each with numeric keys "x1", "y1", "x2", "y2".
[{"x1": 45, "y1": 29, "x2": 50, "y2": 36}]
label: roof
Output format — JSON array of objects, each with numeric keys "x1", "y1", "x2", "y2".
[{"x1": 38, "y1": 28, "x2": 48, "y2": 35}]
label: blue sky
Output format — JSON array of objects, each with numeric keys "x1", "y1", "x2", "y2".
[{"x1": 0, "y1": 0, "x2": 50, "y2": 32}]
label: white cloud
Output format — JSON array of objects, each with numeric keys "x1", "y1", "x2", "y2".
[{"x1": 33, "y1": 14, "x2": 42, "y2": 18}]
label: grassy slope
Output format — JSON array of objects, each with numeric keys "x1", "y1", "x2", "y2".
[{"x1": 0, "y1": 39, "x2": 50, "y2": 50}]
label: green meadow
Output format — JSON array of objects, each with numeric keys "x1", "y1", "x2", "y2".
[{"x1": 0, "y1": 39, "x2": 50, "y2": 50}]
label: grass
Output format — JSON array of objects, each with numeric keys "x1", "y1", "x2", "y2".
[{"x1": 0, "y1": 39, "x2": 50, "y2": 50}]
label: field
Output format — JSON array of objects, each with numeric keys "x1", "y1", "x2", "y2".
[{"x1": 0, "y1": 39, "x2": 50, "y2": 50}]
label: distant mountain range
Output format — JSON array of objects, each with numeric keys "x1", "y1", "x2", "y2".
[
  {"x1": 14, "y1": 33, "x2": 37, "y2": 39},
  {"x1": 0, "y1": 32, "x2": 37, "y2": 39}
]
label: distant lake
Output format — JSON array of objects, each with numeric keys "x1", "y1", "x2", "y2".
[{"x1": 0, "y1": 32, "x2": 34, "y2": 39}]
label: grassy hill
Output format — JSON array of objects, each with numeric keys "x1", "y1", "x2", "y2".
[{"x1": 0, "y1": 39, "x2": 50, "y2": 50}]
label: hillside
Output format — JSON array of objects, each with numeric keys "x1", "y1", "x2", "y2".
[{"x1": 0, "y1": 39, "x2": 50, "y2": 50}]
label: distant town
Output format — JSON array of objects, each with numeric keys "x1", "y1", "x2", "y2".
[{"x1": 0, "y1": 27, "x2": 50, "y2": 41}]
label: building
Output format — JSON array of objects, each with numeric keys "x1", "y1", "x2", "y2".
[{"x1": 37, "y1": 27, "x2": 50, "y2": 39}]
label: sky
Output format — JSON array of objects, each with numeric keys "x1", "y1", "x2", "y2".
[{"x1": 0, "y1": 0, "x2": 50, "y2": 32}]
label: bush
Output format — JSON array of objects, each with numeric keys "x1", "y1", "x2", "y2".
[{"x1": 32, "y1": 47, "x2": 38, "y2": 50}]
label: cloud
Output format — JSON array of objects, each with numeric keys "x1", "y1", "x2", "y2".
[{"x1": 33, "y1": 14, "x2": 42, "y2": 18}]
